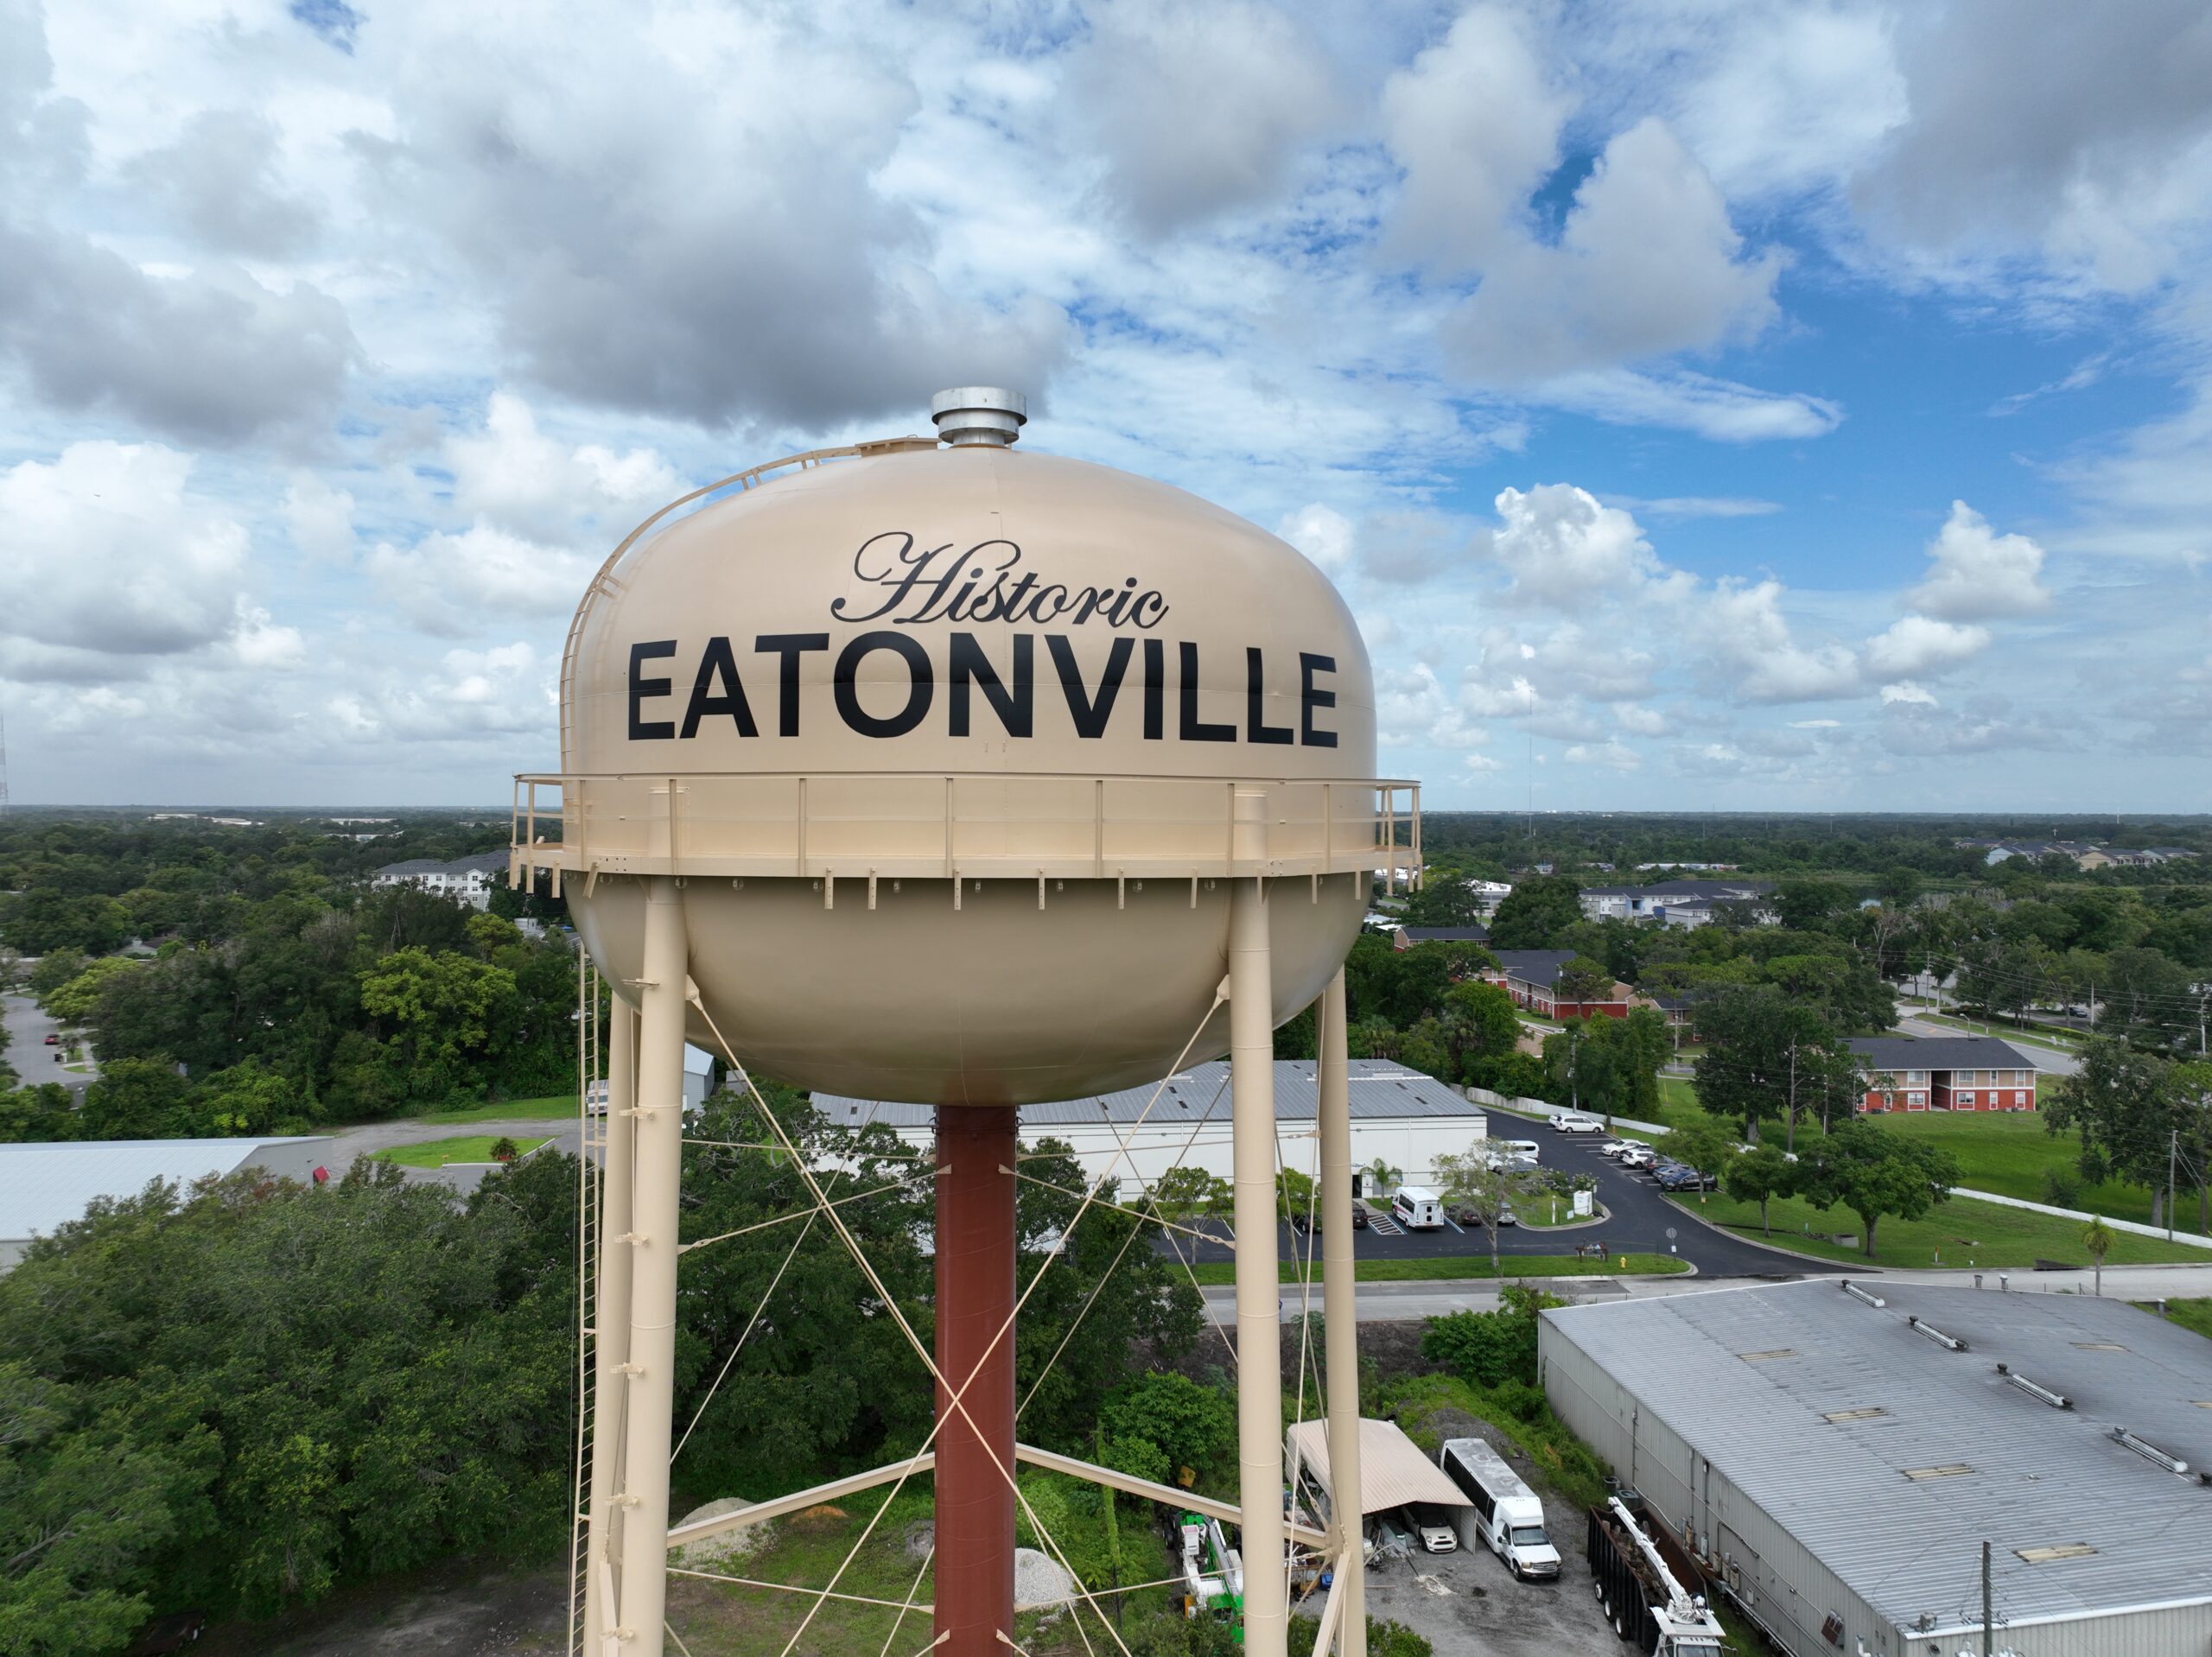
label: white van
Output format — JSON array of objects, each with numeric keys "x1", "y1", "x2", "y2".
[
  {"x1": 1439, "y1": 1438, "x2": 1561, "y2": 1581},
  {"x1": 1390, "y1": 1186, "x2": 1444, "y2": 1229}
]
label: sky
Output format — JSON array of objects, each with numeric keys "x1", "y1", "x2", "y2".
[{"x1": 1, "y1": 0, "x2": 2209, "y2": 811}]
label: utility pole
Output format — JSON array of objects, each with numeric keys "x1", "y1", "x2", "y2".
[
  {"x1": 1786, "y1": 1040, "x2": 1798, "y2": 1155},
  {"x1": 1980, "y1": 1539, "x2": 1993, "y2": 1657},
  {"x1": 2171, "y1": 1129, "x2": 2178, "y2": 1245}
]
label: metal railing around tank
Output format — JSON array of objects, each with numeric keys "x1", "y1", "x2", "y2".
[{"x1": 508, "y1": 771, "x2": 1421, "y2": 897}]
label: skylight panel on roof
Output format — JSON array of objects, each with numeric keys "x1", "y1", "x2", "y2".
[
  {"x1": 2015, "y1": 1543, "x2": 2097, "y2": 1564},
  {"x1": 1821, "y1": 1407, "x2": 1888, "y2": 1424},
  {"x1": 1738, "y1": 1349, "x2": 1796, "y2": 1362},
  {"x1": 1902, "y1": 1463, "x2": 1974, "y2": 1480}
]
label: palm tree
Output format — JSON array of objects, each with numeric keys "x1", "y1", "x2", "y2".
[
  {"x1": 2081, "y1": 1216, "x2": 2114, "y2": 1297},
  {"x1": 1363, "y1": 1157, "x2": 1402, "y2": 1199}
]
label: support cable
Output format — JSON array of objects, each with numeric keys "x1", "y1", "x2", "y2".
[
  {"x1": 671, "y1": 1210, "x2": 817, "y2": 1464},
  {"x1": 678, "y1": 1170, "x2": 938, "y2": 1255},
  {"x1": 692, "y1": 996, "x2": 1190, "y2": 1657},
  {"x1": 877, "y1": 1544, "x2": 936, "y2": 1657}
]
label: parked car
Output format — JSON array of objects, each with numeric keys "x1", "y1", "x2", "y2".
[
  {"x1": 1448, "y1": 1203, "x2": 1517, "y2": 1228},
  {"x1": 1599, "y1": 1139, "x2": 1648, "y2": 1160},
  {"x1": 1407, "y1": 1503, "x2": 1459, "y2": 1553},
  {"x1": 1658, "y1": 1165, "x2": 1719, "y2": 1192},
  {"x1": 42, "y1": 1032, "x2": 60, "y2": 1045},
  {"x1": 1618, "y1": 1147, "x2": 1658, "y2": 1170},
  {"x1": 1350, "y1": 1205, "x2": 1369, "y2": 1229},
  {"x1": 1550, "y1": 1113, "x2": 1602, "y2": 1133}
]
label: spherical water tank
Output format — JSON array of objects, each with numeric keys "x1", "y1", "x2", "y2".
[{"x1": 529, "y1": 392, "x2": 1402, "y2": 1104}]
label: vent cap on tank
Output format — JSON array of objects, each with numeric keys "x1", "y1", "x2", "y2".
[{"x1": 931, "y1": 385, "x2": 1027, "y2": 448}]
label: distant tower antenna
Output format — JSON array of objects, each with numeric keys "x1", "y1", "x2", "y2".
[{"x1": 0, "y1": 705, "x2": 10, "y2": 817}]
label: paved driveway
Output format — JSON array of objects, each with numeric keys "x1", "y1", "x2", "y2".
[
  {"x1": 1893, "y1": 1013, "x2": 2083, "y2": 1076},
  {"x1": 1167, "y1": 1126, "x2": 1841, "y2": 1283},
  {"x1": 1, "y1": 990, "x2": 93, "y2": 1095}
]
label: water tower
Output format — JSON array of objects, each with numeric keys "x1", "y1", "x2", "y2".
[{"x1": 513, "y1": 388, "x2": 1420, "y2": 1657}]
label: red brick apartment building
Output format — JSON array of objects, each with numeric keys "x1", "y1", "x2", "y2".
[
  {"x1": 1842, "y1": 1036, "x2": 2039, "y2": 1113},
  {"x1": 1485, "y1": 949, "x2": 1631, "y2": 1020}
]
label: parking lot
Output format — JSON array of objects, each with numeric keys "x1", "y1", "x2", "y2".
[{"x1": 1172, "y1": 1117, "x2": 1843, "y2": 1279}]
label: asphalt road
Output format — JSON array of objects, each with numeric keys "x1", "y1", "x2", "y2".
[
  {"x1": 1894, "y1": 1011, "x2": 2082, "y2": 1076},
  {"x1": 1, "y1": 990, "x2": 93, "y2": 1095},
  {"x1": 1166, "y1": 1126, "x2": 1843, "y2": 1282}
]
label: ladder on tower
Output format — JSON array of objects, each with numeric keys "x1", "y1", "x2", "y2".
[{"x1": 568, "y1": 959, "x2": 606, "y2": 1656}]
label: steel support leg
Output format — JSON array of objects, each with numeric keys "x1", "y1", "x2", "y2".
[
  {"x1": 1230, "y1": 851, "x2": 1287, "y2": 1657},
  {"x1": 583, "y1": 1000, "x2": 639, "y2": 1653},
  {"x1": 613, "y1": 878, "x2": 688, "y2": 1655},
  {"x1": 933, "y1": 1105, "x2": 1019, "y2": 1656},
  {"x1": 1317, "y1": 969, "x2": 1365, "y2": 1657}
]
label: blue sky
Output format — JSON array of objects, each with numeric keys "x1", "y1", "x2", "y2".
[{"x1": 0, "y1": 0, "x2": 2207, "y2": 809}]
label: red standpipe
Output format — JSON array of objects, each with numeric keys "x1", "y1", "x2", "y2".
[{"x1": 934, "y1": 1104, "x2": 1018, "y2": 1656}]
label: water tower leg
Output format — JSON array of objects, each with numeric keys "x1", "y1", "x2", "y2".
[
  {"x1": 933, "y1": 1105, "x2": 1019, "y2": 1656},
  {"x1": 613, "y1": 877, "x2": 689, "y2": 1657},
  {"x1": 1316, "y1": 969, "x2": 1365, "y2": 1657},
  {"x1": 582, "y1": 1000, "x2": 639, "y2": 1652},
  {"x1": 1230, "y1": 874, "x2": 1288, "y2": 1657}
]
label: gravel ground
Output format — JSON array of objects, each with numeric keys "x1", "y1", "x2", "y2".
[{"x1": 1359, "y1": 1428, "x2": 1617, "y2": 1657}]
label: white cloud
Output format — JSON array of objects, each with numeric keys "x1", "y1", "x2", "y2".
[
  {"x1": 1538, "y1": 369, "x2": 1843, "y2": 442},
  {"x1": 1602, "y1": 494, "x2": 1783, "y2": 521},
  {"x1": 1442, "y1": 119, "x2": 1784, "y2": 383},
  {"x1": 446, "y1": 391, "x2": 678, "y2": 546},
  {"x1": 1879, "y1": 680, "x2": 1938, "y2": 707},
  {"x1": 1565, "y1": 740, "x2": 1642, "y2": 771},
  {"x1": 1380, "y1": 5, "x2": 1568, "y2": 274},
  {"x1": 283, "y1": 474, "x2": 356, "y2": 563},
  {"x1": 1703, "y1": 578, "x2": 1861, "y2": 702},
  {"x1": 1905, "y1": 501, "x2": 2052, "y2": 619},
  {"x1": 0, "y1": 441, "x2": 252, "y2": 662},
  {"x1": 365, "y1": 524, "x2": 596, "y2": 638},
  {"x1": 1275, "y1": 503, "x2": 1355, "y2": 576},
  {"x1": 1862, "y1": 614, "x2": 1990, "y2": 678},
  {"x1": 1474, "y1": 484, "x2": 1691, "y2": 610},
  {"x1": 1066, "y1": 0, "x2": 1337, "y2": 237}
]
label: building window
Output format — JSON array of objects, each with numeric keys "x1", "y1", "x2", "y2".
[
  {"x1": 1909, "y1": 1092, "x2": 1926, "y2": 1108},
  {"x1": 1957, "y1": 1091, "x2": 1976, "y2": 1107}
]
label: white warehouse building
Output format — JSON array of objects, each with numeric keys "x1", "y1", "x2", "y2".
[
  {"x1": 813, "y1": 1059, "x2": 1487, "y2": 1197},
  {"x1": 1539, "y1": 1279, "x2": 2212, "y2": 1657}
]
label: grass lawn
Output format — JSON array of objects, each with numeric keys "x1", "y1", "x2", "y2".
[
  {"x1": 410, "y1": 1094, "x2": 577, "y2": 1124},
  {"x1": 664, "y1": 1482, "x2": 1126, "y2": 1656},
  {"x1": 1667, "y1": 1186, "x2": 2209, "y2": 1270},
  {"x1": 1184, "y1": 1252, "x2": 1689, "y2": 1286},
  {"x1": 1870, "y1": 1111, "x2": 2210, "y2": 1237},
  {"x1": 2152, "y1": 1298, "x2": 2212, "y2": 1340},
  {"x1": 372, "y1": 1134, "x2": 549, "y2": 1169}
]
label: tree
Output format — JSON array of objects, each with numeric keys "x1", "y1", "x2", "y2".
[
  {"x1": 1418, "y1": 1285, "x2": 1566, "y2": 1389},
  {"x1": 1440, "y1": 981, "x2": 1519, "y2": 1076},
  {"x1": 1775, "y1": 877, "x2": 1850, "y2": 930},
  {"x1": 1363, "y1": 1156, "x2": 1402, "y2": 1197},
  {"x1": 2081, "y1": 1216, "x2": 2113, "y2": 1297},
  {"x1": 41, "y1": 958, "x2": 145, "y2": 1025},
  {"x1": 1485, "y1": 875, "x2": 1582, "y2": 950},
  {"x1": 1554, "y1": 955, "x2": 1611, "y2": 1010},
  {"x1": 356, "y1": 947, "x2": 519, "y2": 1107},
  {"x1": 1790, "y1": 1121, "x2": 1961, "y2": 1257},
  {"x1": 79, "y1": 1059, "x2": 194, "y2": 1140},
  {"x1": 1724, "y1": 1143, "x2": 1795, "y2": 1235},
  {"x1": 1433, "y1": 1150, "x2": 1542, "y2": 1279},
  {"x1": 1146, "y1": 1165, "x2": 1230, "y2": 1266},
  {"x1": 1658, "y1": 1114, "x2": 1738, "y2": 1187},
  {"x1": 2046, "y1": 1038, "x2": 2191, "y2": 1224},
  {"x1": 1098, "y1": 1373, "x2": 1236, "y2": 1493}
]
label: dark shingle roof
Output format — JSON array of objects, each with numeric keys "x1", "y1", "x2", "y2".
[
  {"x1": 1399, "y1": 925, "x2": 1489, "y2": 943},
  {"x1": 1491, "y1": 949, "x2": 1575, "y2": 988},
  {"x1": 1843, "y1": 1035, "x2": 2033, "y2": 1071}
]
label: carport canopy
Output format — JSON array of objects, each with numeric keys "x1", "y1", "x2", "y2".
[{"x1": 1286, "y1": 1419, "x2": 1469, "y2": 1519}]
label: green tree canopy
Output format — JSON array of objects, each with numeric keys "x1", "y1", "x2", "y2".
[{"x1": 1790, "y1": 1121, "x2": 1961, "y2": 1257}]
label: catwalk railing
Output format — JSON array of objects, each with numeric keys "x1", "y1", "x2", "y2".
[{"x1": 510, "y1": 771, "x2": 1421, "y2": 894}]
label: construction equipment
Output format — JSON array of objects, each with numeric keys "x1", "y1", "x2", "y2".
[
  {"x1": 1179, "y1": 1511, "x2": 1245, "y2": 1635},
  {"x1": 1587, "y1": 1490, "x2": 1726, "y2": 1655}
]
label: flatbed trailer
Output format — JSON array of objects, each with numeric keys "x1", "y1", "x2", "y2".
[{"x1": 1586, "y1": 1489, "x2": 1726, "y2": 1655}]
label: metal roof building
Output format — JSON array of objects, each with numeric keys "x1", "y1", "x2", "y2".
[
  {"x1": 813, "y1": 1059, "x2": 1487, "y2": 1194},
  {"x1": 1286, "y1": 1418, "x2": 1468, "y2": 1521},
  {"x1": 0, "y1": 1137, "x2": 323, "y2": 1268},
  {"x1": 1539, "y1": 1279, "x2": 2212, "y2": 1657}
]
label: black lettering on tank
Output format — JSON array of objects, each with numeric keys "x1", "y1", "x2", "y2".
[
  {"x1": 949, "y1": 632, "x2": 1033, "y2": 738},
  {"x1": 834, "y1": 631, "x2": 934, "y2": 739},
  {"x1": 1300, "y1": 652, "x2": 1338, "y2": 748},
  {"x1": 753, "y1": 633, "x2": 830, "y2": 737},
  {"x1": 1179, "y1": 641, "x2": 1235, "y2": 743},
  {"x1": 628, "y1": 640, "x2": 677, "y2": 741},
  {"x1": 1246, "y1": 646, "x2": 1294, "y2": 746},
  {"x1": 1142, "y1": 638, "x2": 1165, "y2": 740},
  {"x1": 680, "y1": 636, "x2": 759, "y2": 739},
  {"x1": 1047, "y1": 634, "x2": 1134, "y2": 739}
]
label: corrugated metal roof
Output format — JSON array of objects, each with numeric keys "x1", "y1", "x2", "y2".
[
  {"x1": 810, "y1": 1059, "x2": 1482, "y2": 1130},
  {"x1": 1542, "y1": 1280, "x2": 2212, "y2": 1632},
  {"x1": 1287, "y1": 1418, "x2": 1470, "y2": 1517},
  {"x1": 0, "y1": 1137, "x2": 321, "y2": 1244}
]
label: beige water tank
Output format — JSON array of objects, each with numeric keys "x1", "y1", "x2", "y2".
[{"x1": 515, "y1": 390, "x2": 1414, "y2": 1104}]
